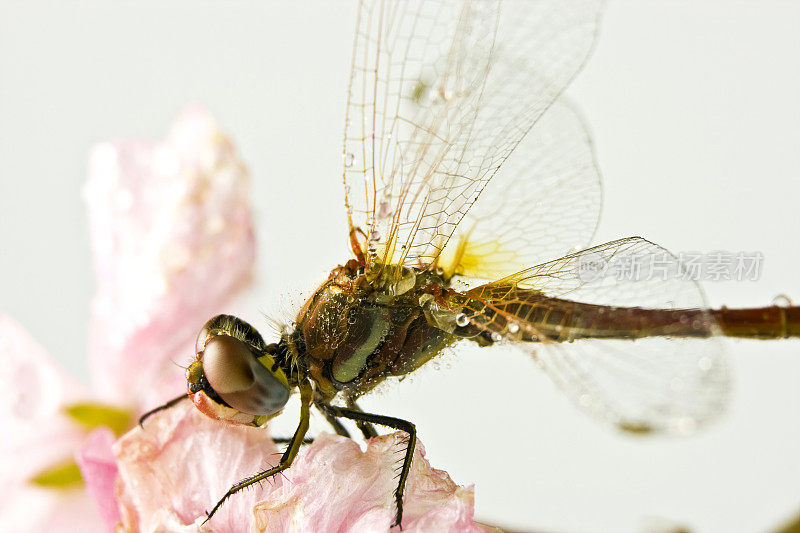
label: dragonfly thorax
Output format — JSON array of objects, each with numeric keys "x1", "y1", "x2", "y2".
[{"x1": 294, "y1": 261, "x2": 455, "y2": 398}]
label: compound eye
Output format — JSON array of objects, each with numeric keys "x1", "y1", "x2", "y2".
[
  {"x1": 198, "y1": 325, "x2": 290, "y2": 416},
  {"x1": 203, "y1": 335, "x2": 257, "y2": 396}
]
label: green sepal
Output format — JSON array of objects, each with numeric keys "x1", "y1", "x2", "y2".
[
  {"x1": 30, "y1": 459, "x2": 83, "y2": 489},
  {"x1": 64, "y1": 402, "x2": 133, "y2": 436}
]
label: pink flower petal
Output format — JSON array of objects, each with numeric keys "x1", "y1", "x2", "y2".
[
  {"x1": 76, "y1": 427, "x2": 121, "y2": 530},
  {"x1": 114, "y1": 400, "x2": 279, "y2": 533},
  {"x1": 252, "y1": 433, "x2": 482, "y2": 533},
  {"x1": 0, "y1": 316, "x2": 100, "y2": 532},
  {"x1": 84, "y1": 106, "x2": 256, "y2": 411},
  {"x1": 114, "y1": 399, "x2": 482, "y2": 533}
]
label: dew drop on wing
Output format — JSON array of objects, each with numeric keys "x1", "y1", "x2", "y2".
[
  {"x1": 772, "y1": 294, "x2": 792, "y2": 307},
  {"x1": 670, "y1": 377, "x2": 685, "y2": 393},
  {"x1": 378, "y1": 200, "x2": 392, "y2": 219}
]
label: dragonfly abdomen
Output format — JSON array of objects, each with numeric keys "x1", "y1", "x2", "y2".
[
  {"x1": 711, "y1": 305, "x2": 800, "y2": 339},
  {"x1": 505, "y1": 300, "x2": 715, "y2": 341},
  {"x1": 457, "y1": 292, "x2": 800, "y2": 342}
]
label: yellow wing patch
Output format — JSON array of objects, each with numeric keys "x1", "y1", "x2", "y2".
[{"x1": 438, "y1": 234, "x2": 526, "y2": 280}]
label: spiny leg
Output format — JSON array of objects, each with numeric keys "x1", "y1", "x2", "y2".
[
  {"x1": 345, "y1": 396, "x2": 379, "y2": 440},
  {"x1": 138, "y1": 394, "x2": 188, "y2": 428},
  {"x1": 320, "y1": 404, "x2": 415, "y2": 529},
  {"x1": 272, "y1": 436, "x2": 314, "y2": 445},
  {"x1": 203, "y1": 380, "x2": 312, "y2": 524}
]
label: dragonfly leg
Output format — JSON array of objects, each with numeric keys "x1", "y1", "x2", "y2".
[
  {"x1": 204, "y1": 380, "x2": 312, "y2": 524},
  {"x1": 272, "y1": 436, "x2": 314, "y2": 445},
  {"x1": 315, "y1": 399, "x2": 352, "y2": 438},
  {"x1": 320, "y1": 404, "x2": 415, "y2": 529},
  {"x1": 345, "y1": 396, "x2": 379, "y2": 440},
  {"x1": 138, "y1": 394, "x2": 188, "y2": 428}
]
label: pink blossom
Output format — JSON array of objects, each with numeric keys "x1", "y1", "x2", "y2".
[
  {"x1": 77, "y1": 428, "x2": 122, "y2": 527},
  {"x1": 250, "y1": 433, "x2": 481, "y2": 532},
  {"x1": 0, "y1": 106, "x2": 256, "y2": 532},
  {"x1": 0, "y1": 316, "x2": 102, "y2": 533},
  {"x1": 85, "y1": 105, "x2": 256, "y2": 412},
  {"x1": 115, "y1": 401, "x2": 279, "y2": 532},
  {"x1": 2, "y1": 106, "x2": 486, "y2": 532},
  {"x1": 115, "y1": 402, "x2": 483, "y2": 533}
]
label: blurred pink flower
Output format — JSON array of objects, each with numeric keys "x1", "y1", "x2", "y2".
[
  {"x1": 77, "y1": 427, "x2": 120, "y2": 527},
  {"x1": 0, "y1": 106, "x2": 256, "y2": 532},
  {"x1": 1, "y1": 106, "x2": 485, "y2": 533},
  {"x1": 85, "y1": 105, "x2": 256, "y2": 412},
  {"x1": 0, "y1": 316, "x2": 102, "y2": 533}
]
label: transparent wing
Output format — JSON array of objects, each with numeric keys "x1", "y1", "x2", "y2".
[
  {"x1": 447, "y1": 238, "x2": 730, "y2": 434},
  {"x1": 437, "y1": 98, "x2": 602, "y2": 279},
  {"x1": 342, "y1": 0, "x2": 602, "y2": 270}
]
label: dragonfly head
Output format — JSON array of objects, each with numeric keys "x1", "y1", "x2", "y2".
[{"x1": 187, "y1": 314, "x2": 291, "y2": 427}]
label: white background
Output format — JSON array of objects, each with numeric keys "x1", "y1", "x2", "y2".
[{"x1": 1, "y1": 2, "x2": 799, "y2": 532}]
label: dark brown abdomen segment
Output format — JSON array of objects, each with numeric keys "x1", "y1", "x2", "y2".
[
  {"x1": 711, "y1": 305, "x2": 800, "y2": 339},
  {"x1": 459, "y1": 293, "x2": 800, "y2": 341}
]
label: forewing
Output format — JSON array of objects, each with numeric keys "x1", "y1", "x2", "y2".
[
  {"x1": 342, "y1": 0, "x2": 602, "y2": 268},
  {"x1": 438, "y1": 98, "x2": 602, "y2": 279},
  {"x1": 450, "y1": 238, "x2": 730, "y2": 434}
]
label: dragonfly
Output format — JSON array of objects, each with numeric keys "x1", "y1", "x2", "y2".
[{"x1": 141, "y1": 0, "x2": 799, "y2": 528}]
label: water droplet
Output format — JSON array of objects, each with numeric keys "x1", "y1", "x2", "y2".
[
  {"x1": 490, "y1": 332, "x2": 502, "y2": 342},
  {"x1": 772, "y1": 294, "x2": 793, "y2": 307},
  {"x1": 507, "y1": 322, "x2": 520, "y2": 334},
  {"x1": 455, "y1": 313, "x2": 469, "y2": 327},
  {"x1": 369, "y1": 229, "x2": 381, "y2": 242},
  {"x1": 343, "y1": 152, "x2": 355, "y2": 168},
  {"x1": 378, "y1": 200, "x2": 392, "y2": 219},
  {"x1": 698, "y1": 357, "x2": 713, "y2": 372}
]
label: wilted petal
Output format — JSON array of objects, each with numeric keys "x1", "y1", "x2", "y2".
[
  {"x1": 252, "y1": 433, "x2": 483, "y2": 533},
  {"x1": 0, "y1": 316, "x2": 102, "y2": 532},
  {"x1": 115, "y1": 400, "x2": 482, "y2": 533},
  {"x1": 85, "y1": 106, "x2": 256, "y2": 410},
  {"x1": 115, "y1": 400, "x2": 279, "y2": 533},
  {"x1": 76, "y1": 427, "x2": 120, "y2": 530}
]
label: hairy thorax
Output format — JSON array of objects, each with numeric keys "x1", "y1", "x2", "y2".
[{"x1": 294, "y1": 260, "x2": 455, "y2": 398}]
